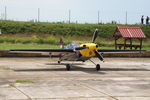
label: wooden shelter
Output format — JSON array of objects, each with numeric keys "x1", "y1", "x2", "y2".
[{"x1": 113, "y1": 27, "x2": 146, "y2": 50}]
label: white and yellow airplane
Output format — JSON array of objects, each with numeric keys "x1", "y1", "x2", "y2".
[{"x1": 10, "y1": 29, "x2": 142, "y2": 71}]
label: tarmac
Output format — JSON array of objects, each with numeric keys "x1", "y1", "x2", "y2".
[{"x1": 0, "y1": 57, "x2": 150, "y2": 100}]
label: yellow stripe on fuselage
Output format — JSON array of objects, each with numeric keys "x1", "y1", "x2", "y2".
[{"x1": 80, "y1": 43, "x2": 98, "y2": 57}]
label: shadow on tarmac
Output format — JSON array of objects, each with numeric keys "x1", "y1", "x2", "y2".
[
  {"x1": 46, "y1": 63, "x2": 85, "y2": 65},
  {"x1": 14, "y1": 65, "x2": 106, "y2": 75},
  {"x1": 100, "y1": 68, "x2": 150, "y2": 71},
  {"x1": 13, "y1": 65, "x2": 150, "y2": 75}
]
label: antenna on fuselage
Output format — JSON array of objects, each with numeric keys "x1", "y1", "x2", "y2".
[{"x1": 91, "y1": 28, "x2": 99, "y2": 43}]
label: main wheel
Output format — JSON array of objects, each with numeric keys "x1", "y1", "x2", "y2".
[
  {"x1": 66, "y1": 64, "x2": 71, "y2": 71},
  {"x1": 96, "y1": 64, "x2": 100, "y2": 71},
  {"x1": 58, "y1": 61, "x2": 61, "y2": 64}
]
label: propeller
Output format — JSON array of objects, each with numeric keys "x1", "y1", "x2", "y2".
[
  {"x1": 92, "y1": 28, "x2": 99, "y2": 43},
  {"x1": 91, "y1": 29, "x2": 104, "y2": 62},
  {"x1": 94, "y1": 50, "x2": 104, "y2": 62}
]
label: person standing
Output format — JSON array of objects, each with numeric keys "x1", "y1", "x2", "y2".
[
  {"x1": 146, "y1": 16, "x2": 149, "y2": 25},
  {"x1": 141, "y1": 15, "x2": 144, "y2": 24}
]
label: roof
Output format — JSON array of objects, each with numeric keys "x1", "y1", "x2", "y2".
[{"x1": 114, "y1": 27, "x2": 146, "y2": 38}]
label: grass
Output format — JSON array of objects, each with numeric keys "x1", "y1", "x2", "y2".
[
  {"x1": 0, "y1": 34, "x2": 60, "y2": 44},
  {"x1": 0, "y1": 34, "x2": 149, "y2": 46},
  {"x1": 0, "y1": 34, "x2": 149, "y2": 50},
  {"x1": 9, "y1": 80, "x2": 34, "y2": 87},
  {"x1": 0, "y1": 33, "x2": 149, "y2": 50},
  {"x1": 0, "y1": 42, "x2": 149, "y2": 50},
  {"x1": 0, "y1": 43, "x2": 59, "y2": 50},
  {"x1": 9, "y1": 79, "x2": 34, "y2": 87},
  {"x1": 0, "y1": 67, "x2": 12, "y2": 71},
  {"x1": 15, "y1": 80, "x2": 34, "y2": 83}
]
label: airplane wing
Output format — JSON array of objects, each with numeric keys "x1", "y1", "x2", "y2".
[
  {"x1": 10, "y1": 47, "x2": 88, "y2": 53},
  {"x1": 10, "y1": 49, "x2": 74, "y2": 52},
  {"x1": 9, "y1": 49, "x2": 76, "y2": 57},
  {"x1": 10, "y1": 48, "x2": 145, "y2": 53},
  {"x1": 98, "y1": 49, "x2": 145, "y2": 52}
]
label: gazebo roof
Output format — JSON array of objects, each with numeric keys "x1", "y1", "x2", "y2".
[{"x1": 114, "y1": 27, "x2": 146, "y2": 38}]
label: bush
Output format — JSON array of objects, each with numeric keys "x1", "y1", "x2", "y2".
[{"x1": 0, "y1": 20, "x2": 150, "y2": 39}]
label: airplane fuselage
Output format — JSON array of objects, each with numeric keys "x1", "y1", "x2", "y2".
[
  {"x1": 80, "y1": 43, "x2": 98, "y2": 58},
  {"x1": 62, "y1": 42, "x2": 98, "y2": 61}
]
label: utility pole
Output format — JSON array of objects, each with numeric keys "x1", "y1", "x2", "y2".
[
  {"x1": 38, "y1": 8, "x2": 40, "y2": 22},
  {"x1": 0, "y1": 29, "x2": 2, "y2": 35},
  {"x1": 5, "y1": 6, "x2": 7, "y2": 20},
  {"x1": 125, "y1": 11, "x2": 128, "y2": 25},
  {"x1": 69, "y1": 10, "x2": 71, "y2": 24},
  {"x1": 0, "y1": 13, "x2": 3, "y2": 20},
  {"x1": 98, "y1": 11, "x2": 100, "y2": 24}
]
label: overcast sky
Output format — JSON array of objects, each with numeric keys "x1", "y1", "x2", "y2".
[{"x1": 0, "y1": 0, "x2": 150, "y2": 24}]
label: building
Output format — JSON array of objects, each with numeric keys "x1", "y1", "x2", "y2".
[{"x1": 113, "y1": 27, "x2": 146, "y2": 50}]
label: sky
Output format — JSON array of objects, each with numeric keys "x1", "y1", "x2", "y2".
[{"x1": 0, "y1": 0, "x2": 150, "y2": 24}]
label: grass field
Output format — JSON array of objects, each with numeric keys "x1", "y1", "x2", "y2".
[
  {"x1": 0, "y1": 43, "x2": 115, "y2": 50},
  {"x1": 0, "y1": 42, "x2": 149, "y2": 50},
  {"x1": 0, "y1": 33, "x2": 149, "y2": 50},
  {"x1": 0, "y1": 34, "x2": 149, "y2": 50},
  {"x1": 0, "y1": 20, "x2": 149, "y2": 50},
  {"x1": 0, "y1": 43, "x2": 59, "y2": 50}
]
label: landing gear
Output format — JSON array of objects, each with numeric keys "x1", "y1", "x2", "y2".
[
  {"x1": 58, "y1": 60, "x2": 71, "y2": 71},
  {"x1": 58, "y1": 61, "x2": 61, "y2": 64},
  {"x1": 66, "y1": 64, "x2": 71, "y2": 71},
  {"x1": 96, "y1": 64, "x2": 100, "y2": 71},
  {"x1": 89, "y1": 59, "x2": 101, "y2": 71}
]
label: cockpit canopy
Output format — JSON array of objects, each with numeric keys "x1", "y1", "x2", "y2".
[{"x1": 67, "y1": 43, "x2": 80, "y2": 49}]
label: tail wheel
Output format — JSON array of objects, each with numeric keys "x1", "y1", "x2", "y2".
[
  {"x1": 96, "y1": 64, "x2": 100, "y2": 71},
  {"x1": 66, "y1": 64, "x2": 71, "y2": 71}
]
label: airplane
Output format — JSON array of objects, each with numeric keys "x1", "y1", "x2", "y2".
[{"x1": 10, "y1": 29, "x2": 143, "y2": 71}]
